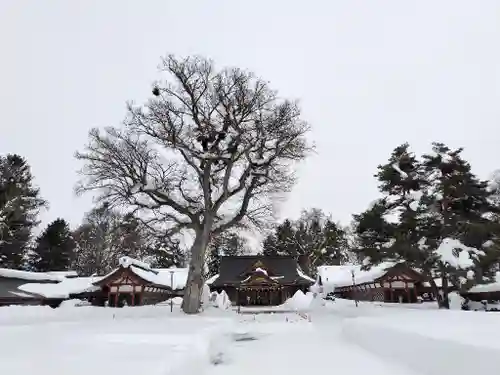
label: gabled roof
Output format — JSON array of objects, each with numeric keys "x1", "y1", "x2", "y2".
[
  {"x1": 210, "y1": 255, "x2": 314, "y2": 287},
  {"x1": 94, "y1": 256, "x2": 188, "y2": 290}
]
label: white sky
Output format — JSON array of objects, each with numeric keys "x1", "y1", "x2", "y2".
[{"x1": 1, "y1": 1, "x2": 499, "y2": 233}]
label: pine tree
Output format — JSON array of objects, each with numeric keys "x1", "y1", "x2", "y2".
[
  {"x1": 205, "y1": 231, "x2": 249, "y2": 277},
  {"x1": 115, "y1": 213, "x2": 148, "y2": 260},
  {"x1": 261, "y1": 219, "x2": 297, "y2": 257},
  {"x1": 205, "y1": 232, "x2": 224, "y2": 278},
  {"x1": 148, "y1": 237, "x2": 186, "y2": 269},
  {"x1": 0, "y1": 154, "x2": 46, "y2": 268},
  {"x1": 418, "y1": 143, "x2": 500, "y2": 307},
  {"x1": 261, "y1": 209, "x2": 349, "y2": 275},
  {"x1": 355, "y1": 142, "x2": 500, "y2": 308},
  {"x1": 31, "y1": 218, "x2": 75, "y2": 272},
  {"x1": 262, "y1": 234, "x2": 279, "y2": 256}
]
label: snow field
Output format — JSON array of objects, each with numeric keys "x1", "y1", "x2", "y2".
[
  {"x1": 0, "y1": 305, "x2": 235, "y2": 375},
  {"x1": 336, "y1": 304, "x2": 500, "y2": 375},
  {"x1": 208, "y1": 312, "x2": 420, "y2": 375}
]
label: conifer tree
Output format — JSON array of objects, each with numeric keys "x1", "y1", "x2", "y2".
[
  {"x1": 148, "y1": 237, "x2": 186, "y2": 269},
  {"x1": 205, "y1": 231, "x2": 249, "y2": 277},
  {"x1": 32, "y1": 218, "x2": 75, "y2": 272},
  {"x1": 0, "y1": 154, "x2": 46, "y2": 268},
  {"x1": 355, "y1": 142, "x2": 500, "y2": 308},
  {"x1": 261, "y1": 209, "x2": 349, "y2": 275}
]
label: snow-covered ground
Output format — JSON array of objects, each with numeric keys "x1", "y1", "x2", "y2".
[{"x1": 0, "y1": 298, "x2": 498, "y2": 374}]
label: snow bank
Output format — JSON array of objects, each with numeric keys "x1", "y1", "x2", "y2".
[
  {"x1": 0, "y1": 304, "x2": 194, "y2": 326},
  {"x1": 341, "y1": 310, "x2": 500, "y2": 375},
  {"x1": 215, "y1": 290, "x2": 231, "y2": 310}
]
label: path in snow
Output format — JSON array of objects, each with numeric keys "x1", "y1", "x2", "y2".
[{"x1": 209, "y1": 312, "x2": 420, "y2": 375}]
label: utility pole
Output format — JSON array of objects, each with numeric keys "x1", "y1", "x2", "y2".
[
  {"x1": 169, "y1": 270, "x2": 174, "y2": 312},
  {"x1": 351, "y1": 269, "x2": 358, "y2": 307}
]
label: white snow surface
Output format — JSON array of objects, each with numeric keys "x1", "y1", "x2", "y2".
[
  {"x1": 435, "y1": 238, "x2": 481, "y2": 269},
  {"x1": 119, "y1": 256, "x2": 152, "y2": 270},
  {"x1": 0, "y1": 298, "x2": 499, "y2": 374}
]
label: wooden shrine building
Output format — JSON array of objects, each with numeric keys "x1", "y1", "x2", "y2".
[
  {"x1": 318, "y1": 262, "x2": 426, "y2": 303},
  {"x1": 90, "y1": 257, "x2": 187, "y2": 307},
  {"x1": 209, "y1": 255, "x2": 315, "y2": 306}
]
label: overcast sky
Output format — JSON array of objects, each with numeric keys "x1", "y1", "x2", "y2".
[{"x1": 1, "y1": 1, "x2": 499, "y2": 233}]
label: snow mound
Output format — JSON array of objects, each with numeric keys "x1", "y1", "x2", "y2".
[
  {"x1": 215, "y1": 290, "x2": 231, "y2": 310},
  {"x1": 201, "y1": 283, "x2": 211, "y2": 308},
  {"x1": 285, "y1": 290, "x2": 313, "y2": 311},
  {"x1": 448, "y1": 292, "x2": 463, "y2": 310}
]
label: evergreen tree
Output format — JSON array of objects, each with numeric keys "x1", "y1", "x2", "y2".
[
  {"x1": 206, "y1": 233, "x2": 224, "y2": 278},
  {"x1": 115, "y1": 213, "x2": 148, "y2": 259},
  {"x1": 261, "y1": 219, "x2": 297, "y2": 257},
  {"x1": 355, "y1": 142, "x2": 500, "y2": 308},
  {"x1": 261, "y1": 209, "x2": 349, "y2": 275},
  {"x1": 148, "y1": 237, "x2": 186, "y2": 269},
  {"x1": 205, "y1": 231, "x2": 249, "y2": 277},
  {"x1": 0, "y1": 154, "x2": 46, "y2": 268},
  {"x1": 31, "y1": 218, "x2": 75, "y2": 272}
]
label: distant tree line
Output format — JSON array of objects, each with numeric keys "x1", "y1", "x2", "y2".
[{"x1": 259, "y1": 208, "x2": 357, "y2": 276}]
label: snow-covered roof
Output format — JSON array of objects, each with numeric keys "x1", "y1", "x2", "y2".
[
  {"x1": 467, "y1": 272, "x2": 500, "y2": 294},
  {"x1": 119, "y1": 256, "x2": 152, "y2": 270},
  {"x1": 317, "y1": 262, "x2": 397, "y2": 288},
  {"x1": 0, "y1": 268, "x2": 62, "y2": 282},
  {"x1": 297, "y1": 267, "x2": 315, "y2": 282},
  {"x1": 205, "y1": 274, "x2": 219, "y2": 285},
  {"x1": 133, "y1": 266, "x2": 188, "y2": 290},
  {"x1": 18, "y1": 276, "x2": 102, "y2": 299},
  {"x1": 45, "y1": 271, "x2": 78, "y2": 278},
  {"x1": 96, "y1": 256, "x2": 189, "y2": 290}
]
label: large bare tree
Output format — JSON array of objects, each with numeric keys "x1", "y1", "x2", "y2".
[{"x1": 75, "y1": 55, "x2": 312, "y2": 313}]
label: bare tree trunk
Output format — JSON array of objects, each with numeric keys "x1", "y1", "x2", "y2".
[
  {"x1": 182, "y1": 226, "x2": 211, "y2": 314},
  {"x1": 427, "y1": 277, "x2": 441, "y2": 309}
]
